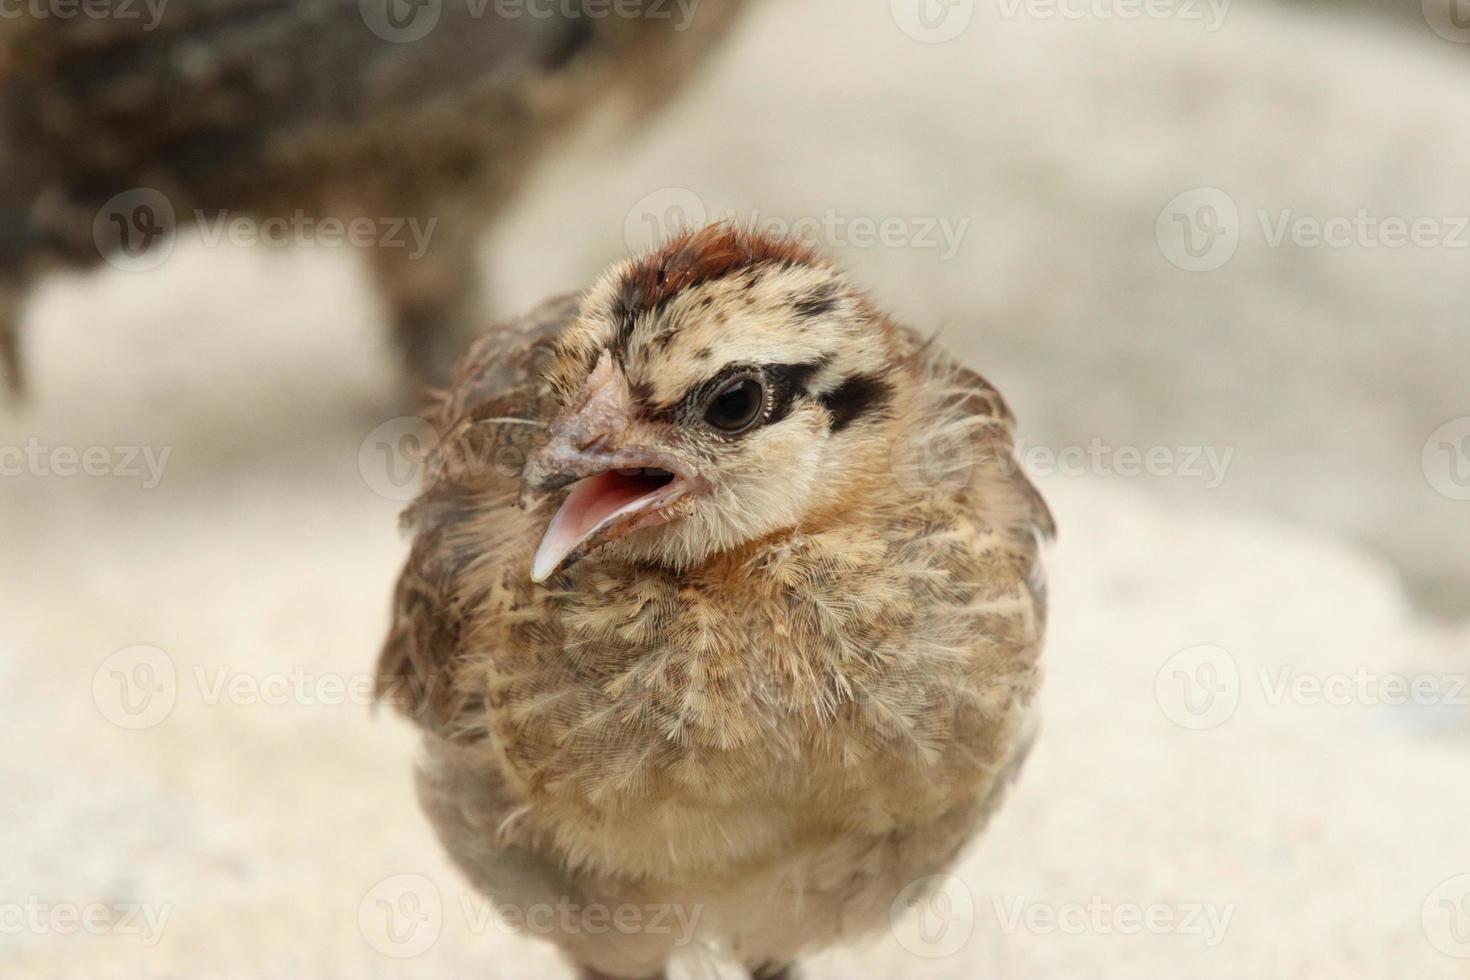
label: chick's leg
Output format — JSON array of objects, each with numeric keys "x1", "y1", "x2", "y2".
[
  {"x1": 367, "y1": 209, "x2": 486, "y2": 390},
  {"x1": 751, "y1": 964, "x2": 796, "y2": 980},
  {"x1": 0, "y1": 282, "x2": 26, "y2": 403}
]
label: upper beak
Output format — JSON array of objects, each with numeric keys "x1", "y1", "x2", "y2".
[{"x1": 519, "y1": 355, "x2": 697, "y2": 584}]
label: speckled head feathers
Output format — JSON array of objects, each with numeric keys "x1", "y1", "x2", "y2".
[
  {"x1": 525, "y1": 224, "x2": 910, "y2": 574},
  {"x1": 552, "y1": 224, "x2": 899, "y2": 431}
]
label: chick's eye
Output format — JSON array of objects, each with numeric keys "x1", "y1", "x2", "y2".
[{"x1": 703, "y1": 377, "x2": 766, "y2": 433}]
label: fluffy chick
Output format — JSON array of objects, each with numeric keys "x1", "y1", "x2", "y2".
[
  {"x1": 0, "y1": 0, "x2": 746, "y2": 396},
  {"x1": 376, "y1": 224, "x2": 1053, "y2": 979}
]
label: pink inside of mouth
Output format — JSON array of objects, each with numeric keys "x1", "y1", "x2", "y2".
[{"x1": 531, "y1": 469, "x2": 677, "y2": 582}]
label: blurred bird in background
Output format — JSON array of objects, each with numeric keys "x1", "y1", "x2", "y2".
[
  {"x1": 377, "y1": 225, "x2": 1052, "y2": 979},
  {"x1": 0, "y1": 0, "x2": 747, "y2": 397}
]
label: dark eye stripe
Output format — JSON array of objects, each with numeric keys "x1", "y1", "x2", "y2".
[
  {"x1": 818, "y1": 373, "x2": 894, "y2": 431},
  {"x1": 762, "y1": 360, "x2": 825, "y2": 426},
  {"x1": 643, "y1": 359, "x2": 827, "y2": 427}
]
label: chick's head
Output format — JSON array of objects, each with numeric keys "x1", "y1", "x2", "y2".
[{"x1": 522, "y1": 224, "x2": 905, "y2": 581}]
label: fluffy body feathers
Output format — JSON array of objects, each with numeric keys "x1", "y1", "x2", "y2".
[{"x1": 377, "y1": 226, "x2": 1052, "y2": 978}]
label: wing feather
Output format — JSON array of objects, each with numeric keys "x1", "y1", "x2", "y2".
[{"x1": 375, "y1": 295, "x2": 579, "y2": 737}]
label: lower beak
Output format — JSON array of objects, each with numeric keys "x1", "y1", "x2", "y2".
[{"x1": 521, "y1": 449, "x2": 695, "y2": 584}]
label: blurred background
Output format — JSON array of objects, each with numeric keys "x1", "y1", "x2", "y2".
[{"x1": 2, "y1": 0, "x2": 1468, "y2": 976}]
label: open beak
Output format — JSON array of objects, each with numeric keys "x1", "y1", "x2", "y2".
[{"x1": 519, "y1": 354, "x2": 697, "y2": 583}]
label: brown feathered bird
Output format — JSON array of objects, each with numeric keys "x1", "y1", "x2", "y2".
[
  {"x1": 0, "y1": 0, "x2": 746, "y2": 395},
  {"x1": 376, "y1": 224, "x2": 1053, "y2": 979}
]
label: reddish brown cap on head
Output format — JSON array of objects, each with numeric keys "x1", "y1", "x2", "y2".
[{"x1": 614, "y1": 223, "x2": 825, "y2": 322}]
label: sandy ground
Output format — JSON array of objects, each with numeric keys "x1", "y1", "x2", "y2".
[{"x1": 4, "y1": 0, "x2": 1470, "y2": 977}]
